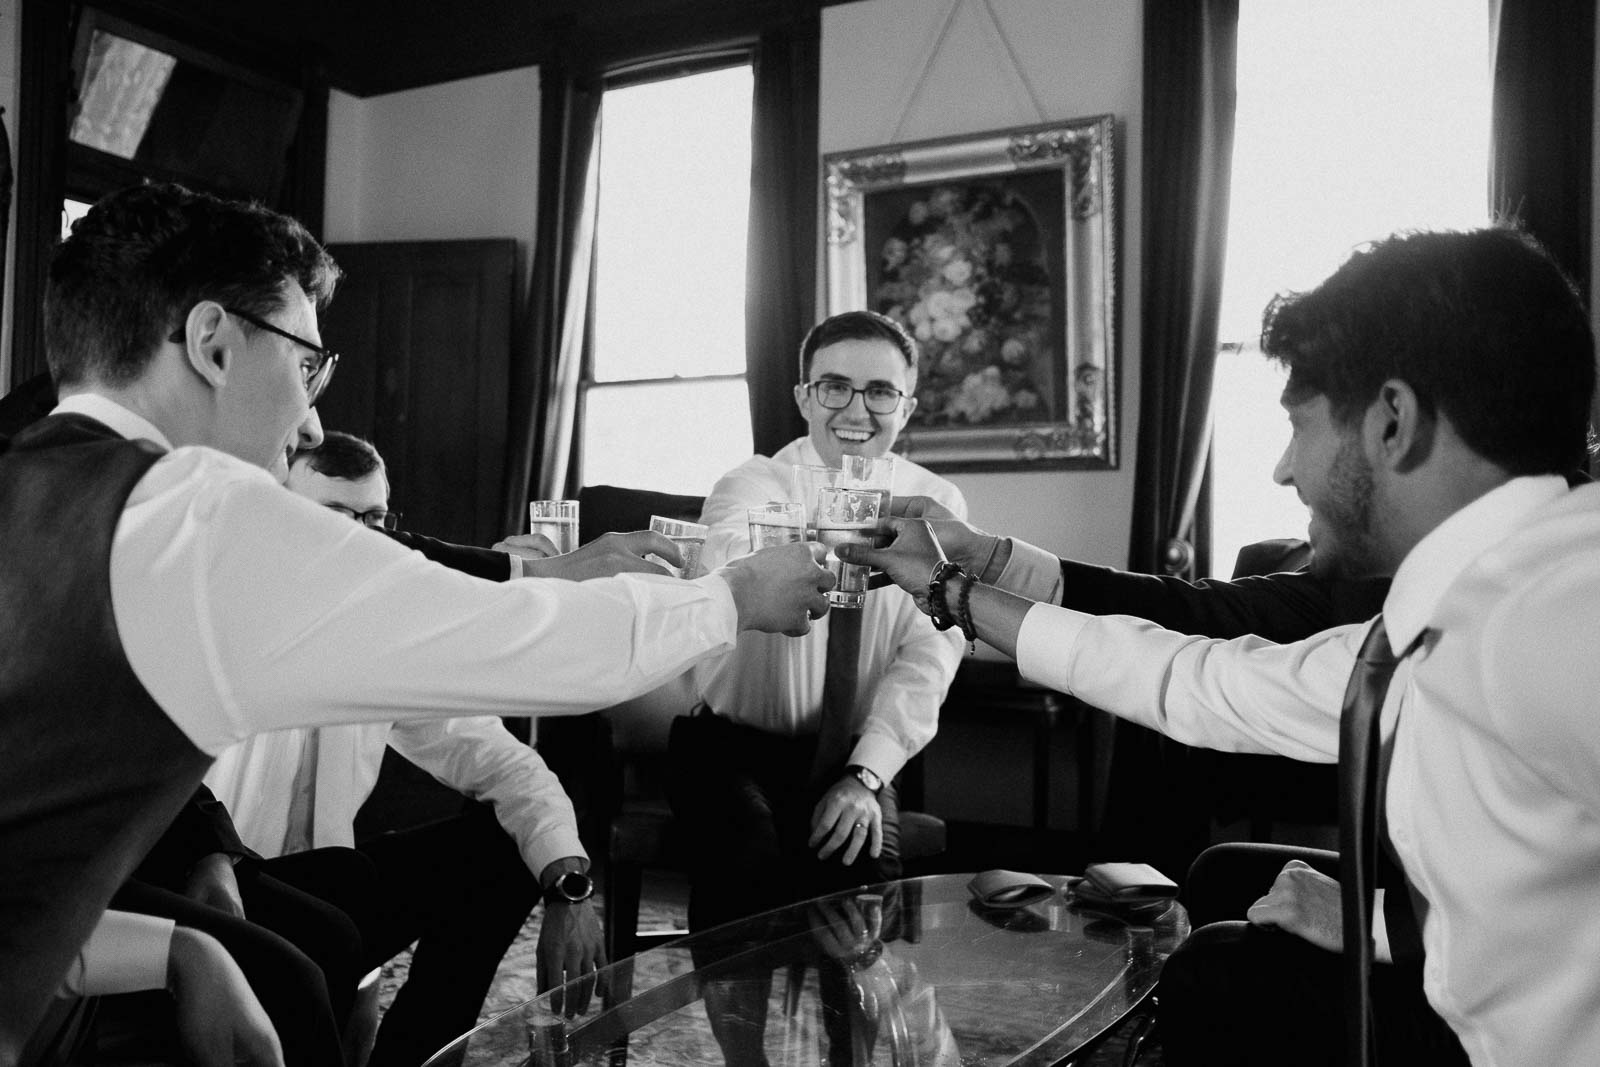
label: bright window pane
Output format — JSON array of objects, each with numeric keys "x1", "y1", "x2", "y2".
[
  {"x1": 1209, "y1": 0, "x2": 1490, "y2": 576},
  {"x1": 592, "y1": 65, "x2": 752, "y2": 382},
  {"x1": 581, "y1": 380, "x2": 754, "y2": 496}
]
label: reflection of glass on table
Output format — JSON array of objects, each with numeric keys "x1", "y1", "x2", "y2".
[
  {"x1": 528, "y1": 500, "x2": 579, "y2": 554},
  {"x1": 648, "y1": 515, "x2": 707, "y2": 578},
  {"x1": 747, "y1": 502, "x2": 805, "y2": 551},
  {"x1": 425, "y1": 873, "x2": 1190, "y2": 1067},
  {"x1": 814, "y1": 487, "x2": 882, "y2": 609}
]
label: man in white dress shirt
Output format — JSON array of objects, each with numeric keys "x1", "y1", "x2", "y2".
[
  {"x1": 675, "y1": 311, "x2": 967, "y2": 930},
  {"x1": 203, "y1": 431, "x2": 605, "y2": 1067},
  {"x1": 849, "y1": 226, "x2": 1598, "y2": 1066},
  {"x1": 0, "y1": 181, "x2": 834, "y2": 1063}
]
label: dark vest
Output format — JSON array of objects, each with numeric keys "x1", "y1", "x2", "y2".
[{"x1": 0, "y1": 414, "x2": 211, "y2": 1055}]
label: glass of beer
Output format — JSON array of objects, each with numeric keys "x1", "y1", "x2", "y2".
[
  {"x1": 528, "y1": 500, "x2": 579, "y2": 554},
  {"x1": 747, "y1": 502, "x2": 805, "y2": 551},
  {"x1": 813, "y1": 487, "x2": 882, "y2": 609},
  {"x1": 648, "y1": 515, "x2": 708, "y2": 578}
]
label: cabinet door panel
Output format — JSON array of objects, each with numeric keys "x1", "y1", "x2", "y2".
[{"x1": 320, "y1": 240, "x2": 515, "y2": 547}]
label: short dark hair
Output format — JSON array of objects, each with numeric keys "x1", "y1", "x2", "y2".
[
  {"x1": 45, "y1": 182, "x2": 340, "y2": 389},
  {"x1": 1261, "y1": 226, "x2": 1595, "y2": 476},
  {"x1": 291, "y1": 431, "x2": 385, "y2": 482},
  {"x1": 797, "y1": 310, "x2": 919, "y2": 383}
]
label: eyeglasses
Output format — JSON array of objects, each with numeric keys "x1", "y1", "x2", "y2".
[
  {"x1": 325, "y1": 504, "x2": 401, "y2": 530},
  {"x1": 803, "y1": 379, "x2": 907, "y2": 415},
  {"x1": 167, "y1": 307, "x2": 340, "y2": 405}
]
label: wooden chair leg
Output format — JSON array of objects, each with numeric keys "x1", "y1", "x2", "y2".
[{"x1": 604, "y1": 859, "x2": 644, "y2": 964}]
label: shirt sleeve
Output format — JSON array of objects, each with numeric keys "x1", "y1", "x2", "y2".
[
  {"x1": 386, "y1": 716, "x2": 586, "y2": 874},
  {"x1": 60, "y1": 911, "x2": 174, "y2": 996},
  {"x1": 112, "y1": 449, "x2": 740, "y2": 755},
  {"x1": 1015, "y1": 601, "x2": 1357, "y2": 761},
  {"x1": 993, "y1": 537, "x2": 1067, "y2": 603}
]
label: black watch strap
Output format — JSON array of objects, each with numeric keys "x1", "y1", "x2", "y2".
[{"x1": 847, "y1": 765, "x2": 884, "y2": 794}]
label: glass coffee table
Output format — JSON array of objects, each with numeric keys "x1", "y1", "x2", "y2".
[{"x1": 426, "y1": 873, "x2": 1189, "y2": 1067}]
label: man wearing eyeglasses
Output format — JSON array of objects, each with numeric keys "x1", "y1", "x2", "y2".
[
  {"x1": 0, "y1": 181, "x2": 837, "y2": 1063},
  {"x1": 204, "y1": 430, "x2": 603, "y2": 1066},
  {"x1": 674, "y1": 311, "x2": 968, "y2": 931}
]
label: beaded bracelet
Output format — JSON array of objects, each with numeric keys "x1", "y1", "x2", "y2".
[
  {"x1": 926, "y1": 559, "x2": 961, "y2": 632},
  {"x1": 955, "y1": 567, "x2": 977, "y2": 650}
]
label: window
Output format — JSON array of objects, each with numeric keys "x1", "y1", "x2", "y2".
[
  {"x1": 580, "y1": 63, "x2": 755, "y2": 495},
  {"x1": 1207, "y1": 0, "x2": 1490, "y2": 576}
]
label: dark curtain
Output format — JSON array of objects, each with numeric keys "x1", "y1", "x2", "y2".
[
  {"x1": 1127, "y1": 0, "x2": 1239, "y2": 581},
  {"x1": 744, "y1": 12, "x2": 820, "y2": 457},
  {"x1": 1098, "y1": 0, "x2": 1239, "y2": 882},
  {"x1": 1489, "y1": 0, "x2": 1594, "y2": 301},
  {"x1": 504, "y1": 59, "x2": 602, "y2": 530}
]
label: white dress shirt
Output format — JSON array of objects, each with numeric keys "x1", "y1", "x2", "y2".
[
  {"x1": 205, "y1": 715, "x2": 585, "y2": 873},
  {"x1": 691, "y1": 438, "x2": 967, "y2": 783},
  {"x1": 1012, "y1": 475, "x2": 1600, "y2": 1066},
  {"x1": 53, "y1": 392, "x2": 742, "y2": 991},
  {"x1": 55, "y1": 394, "x2": 739, "y2": 756}
]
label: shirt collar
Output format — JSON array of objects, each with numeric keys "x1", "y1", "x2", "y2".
[
  {"x1": 51, "y1": 393, "x2": 174, "y2": 452},
  {"x1": 1384, "y1": 474, "x2": 1568, "y2": 650}
]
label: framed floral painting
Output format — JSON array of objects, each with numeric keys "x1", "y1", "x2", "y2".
[{"x1": 824, "y1": 115, "x2": 1118, "y2": 471}]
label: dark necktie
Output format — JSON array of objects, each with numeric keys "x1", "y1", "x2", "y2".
[
  {"x1": 1337, "y1": 618, "x2": 1403, "y2": 1067},
  {"x1": 811, "y1": 608, "x2": 862, "y2": 788}
]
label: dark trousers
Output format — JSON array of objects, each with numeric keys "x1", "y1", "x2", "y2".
[
  {"x1": 666, "y1": 712, "x2": 901, "y2": 932},
  {"x1": 1159, "y1": 843, "x2": 1468, "y2": 1066},
  {"x1": 267, "y1": 802, "x2": 538, "y2": 1067},
  {"x1": 104, "y1": 849, "x2": 371, "y2": 1067}
]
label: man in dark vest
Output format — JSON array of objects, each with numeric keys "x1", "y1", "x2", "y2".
[{"x1": 0, "y1": 181, "x2": 836, "y2": 1063}]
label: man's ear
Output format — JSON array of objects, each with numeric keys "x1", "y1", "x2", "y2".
[
  {"x1": 1363, "y1": 379, "x2": 1435, "y2": 474},
  {"x1": 898, "y1": 392, "x2": 918, "y2": 424},
  {"x1": 178, "y1": 302, "x2": 233, "y2": 389},
  {"x1": 793, "y1": 381, "x2": 811, "y2": 417}
]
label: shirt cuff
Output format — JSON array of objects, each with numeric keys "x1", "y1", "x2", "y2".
[
  {"x1": 846, "y1": 733, "x2": 907, "y2": 786},
  {"x1": 509, "y1": 554, "x2": 525, "y2": 580},
  {"x1": 64, "y1": 911, "x2": 176, "y2": 996},
  {"x1": 995, "y1": 539, "x2": 1065, "y2": 604},
  {"x1": 1014, "y1": 602, "x2": 1093, "y2": 695}
]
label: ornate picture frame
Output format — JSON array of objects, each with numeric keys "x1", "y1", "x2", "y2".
[{"x1": 824, "y1": 115, "x2": 1118, "y2": 471}]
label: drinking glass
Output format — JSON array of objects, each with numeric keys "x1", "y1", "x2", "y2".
[
  {"x1": 528, "y1": 500, "x2": 579, "y2": 554},
  {"x1": 648, "y1": 515, "x2": 708, "y2": 578},
  {"x1": 747, "y1": 502, "x2": 805, "y2": 551},
  {"x1": 840, "y1": 453, "x2": 897, "y2": 543},
  {"x1": 791, "y1": 464, "x2": 844, "y2": 536},
  {"x1": 813, "y1": 487, "x2": 883, "y2": 609}
]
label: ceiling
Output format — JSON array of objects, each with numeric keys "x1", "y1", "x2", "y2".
[{"x1": 97, "y1": 0, "x2": 852, "y2": 97}]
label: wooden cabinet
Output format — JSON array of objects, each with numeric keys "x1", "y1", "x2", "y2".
[{"x1": 317, "y1": 239, "x2": 516, "y2": 547}]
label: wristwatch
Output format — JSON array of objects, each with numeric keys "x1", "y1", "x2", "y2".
[
  {"x1": 847, "y1": 765, "x2": 884, "y2": 794},
  {"x1": 544, "y1": 868, "x2": 595, "y2": 905}
]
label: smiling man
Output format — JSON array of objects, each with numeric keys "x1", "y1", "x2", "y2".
[
  {"x1": 673, "y1": 310, "x2": 968, "y2": 931},
  {"x1": 850, "y1": 227, "x2": 1599, "y2": 1066},
  {"x1": 0, "y1": 181, "x2": 835, "y2": 1061}
]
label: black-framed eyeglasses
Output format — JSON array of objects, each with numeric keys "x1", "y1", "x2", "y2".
[
  {"x1": 325, "y1": 504, "x2": 401, "y2": 530},
  {"x1": 804, "y1": 379, "x2": 907, "y2": 415},
  {"x1": 167, "y1": 307, "x2": 340, "y2": 405}
]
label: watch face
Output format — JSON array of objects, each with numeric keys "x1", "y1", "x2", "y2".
[{"x1": 555, "y1": 870, "x2": 594, "y2": 902}]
